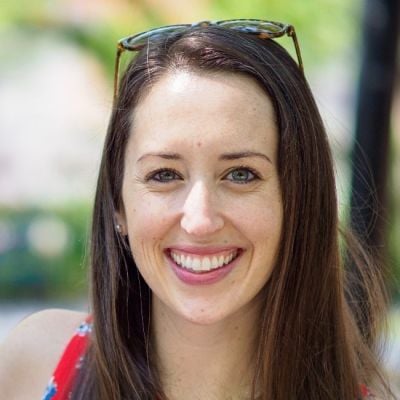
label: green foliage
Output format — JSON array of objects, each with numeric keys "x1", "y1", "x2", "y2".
[
  {"x1": 59, "y1": 24, "x2": 120, "y2": 77},
  {"x1": 0, "y1": 0, "x2": 46, "y2": 25},
  {"x1": 0, "y1": 204, "x2": 91, "y2": 301},
  {"x1": 0, "y1": 1, "x2": 151, "y2": 78},
  {"x1": 1, "y1": 0, "x2": 398, "y2": 301},
  {"x1": 209, "y1": 0, "x2": 362, "y2": 67},
  {"x1": 0, "y1": 0, "x2": 362, "y2": 77},
  {"x1": 388, "y1": 134, "x2": 400, "y2": 302}
]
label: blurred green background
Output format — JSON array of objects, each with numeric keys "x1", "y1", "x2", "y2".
[
  {"x1": 1, "y1": 0, "x2": 399, "y2": 385},
  {"x1": 0, "y1": 0, "x2": 399, "y2": 304}
]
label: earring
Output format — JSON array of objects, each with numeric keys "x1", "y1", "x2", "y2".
[{"x1": 116, "y1": 223, "x2": 122, "y2": 233}]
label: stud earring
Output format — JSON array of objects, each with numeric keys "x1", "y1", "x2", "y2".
[{"x1": 116, "y1": 223, "x2": 122, "y2": 233}]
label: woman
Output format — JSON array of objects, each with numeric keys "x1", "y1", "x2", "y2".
[{"x1": 0, "y1": 20, "x2": 393, "y2": 399}]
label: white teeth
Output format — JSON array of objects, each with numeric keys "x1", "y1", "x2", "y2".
[
  {"x1": 192, "y1": 258, "x2": 201, "y2": 271},
  {"x1": 170, "y1": 249, "x2": 239, "y2": 272},
  {"x1": 202, "y1": 257, "x2": 211, "y2": 270}
]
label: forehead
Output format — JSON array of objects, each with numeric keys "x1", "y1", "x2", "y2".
[{"x1": 129, "y1": 70, "x2": 277, "y2": 155}]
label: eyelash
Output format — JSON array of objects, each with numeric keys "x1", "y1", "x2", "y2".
[
  {"x1": 225, "y1": 166, "x2": 261, "y2": 184},
  {"x1": 145, "y1": 168, "x2": 183, "y2": 183},
  {"x1": 145, "y1": 166, "x2": 261, "y2": 184}
]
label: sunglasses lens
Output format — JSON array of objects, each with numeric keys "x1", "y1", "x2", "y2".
[
  {"x1": 218, "y1": 20, "x2": 285, "y2": 35},
  {"x1": 122, "y1": 25, "x2": 190, "y2": 50}
]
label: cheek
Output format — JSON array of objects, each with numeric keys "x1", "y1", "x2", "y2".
[
  {"x1": 249, "y1": 215, "x2": 282, "y2": 267},
  {"x1": 123, "y1": 192, "x2": 174, "y2": 274},
  {"x1": 234, "y1": 193, "x2": 283, "y2": 247},
  {"x1": 124, "y1": 191, "x2": 172, "y2": 239},
  {"x1": 239, "y1": 200, "x2": 283, "y2": 284}
]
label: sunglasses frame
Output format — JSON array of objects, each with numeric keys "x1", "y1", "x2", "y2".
[{"x1": 113, "y1": 19, "x2": 304, "y2": 99}]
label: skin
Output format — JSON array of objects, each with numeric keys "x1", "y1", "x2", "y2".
[
  {"x1": 0, "y1": 309, "x2": 86, "y2": 399},
  {"x1": 116, "y1": 70, "x2": 283, "y2": 399}
]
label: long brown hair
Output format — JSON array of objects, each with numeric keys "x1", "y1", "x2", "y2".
[{"x1": 73, "y1": 26, "x2": 392, "y2": 399}]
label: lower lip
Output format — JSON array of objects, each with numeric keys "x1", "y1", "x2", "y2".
[{"x1": 166, "y1": 251, "x2": 242, "y2": 286}]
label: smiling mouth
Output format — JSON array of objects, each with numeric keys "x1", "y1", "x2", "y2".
[{"x1": 167, "y1": 248, "x2": 242, "y2": 274}]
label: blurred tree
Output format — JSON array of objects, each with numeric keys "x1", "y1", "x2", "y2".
[
  {"x1": 348, "y1": 0, "x2": 399, "y2": 329},
  {"x1": 2, "y1": 0, "x2": 399, "y2": 302},
  {"x1": 350, "y1": 0, "x2": 399, "y2": 252},
  {"x1": 209, "y1": 0, "x2": 361, "y2": 66},
  {"x1": 0, "y1": 205, "x2": 90, "y2": 300},
  {"x1": 0, "y1": 0, "x2": 361, "y2": 75}
]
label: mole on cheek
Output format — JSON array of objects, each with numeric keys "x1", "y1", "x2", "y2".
[{"x1": 196, "y1": 141, "x2": 202, "y2": 148}]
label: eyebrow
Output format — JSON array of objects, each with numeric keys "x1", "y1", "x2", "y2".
[
  {"x1": 219, "y1": 151, "x2": 272, "y2": 164},
  {"x1": 137, "y1": 151, "x2": 272, "y2": 164},
  {"x1": 137, "y1": 152, "x2": 182, "y2": 163}
]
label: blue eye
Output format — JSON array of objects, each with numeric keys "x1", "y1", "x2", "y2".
[
  {"x1": 148, "y1": 168, "x2": 182, "y2": 182},
  {"x1": 225, "y1": 167, "x2": 259, "y2": 183}
]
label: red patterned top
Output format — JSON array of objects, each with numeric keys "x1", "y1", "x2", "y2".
[
  {"x1": 42, "y1": 318, "x2": 92, "y2": 400},
  {"x1": 42, "y1": 318, "x2": 376, "y2": 400}
]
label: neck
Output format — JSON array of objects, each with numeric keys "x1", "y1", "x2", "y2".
[{"x1": 152, "y1": 297, "x2": 262, "y2": 400}]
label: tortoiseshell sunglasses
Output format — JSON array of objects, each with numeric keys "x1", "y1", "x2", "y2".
[{"x1": 114, "y1": 19, "x2": 304, "y2": 99}]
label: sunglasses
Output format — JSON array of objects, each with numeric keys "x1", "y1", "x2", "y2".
[{"x1": 114, "y1": 19, "x2": 304, "y2": 99}]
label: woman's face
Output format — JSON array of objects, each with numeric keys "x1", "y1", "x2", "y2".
[{"x1": 118, "y1": 70, "x2": 283, "y2": 325}]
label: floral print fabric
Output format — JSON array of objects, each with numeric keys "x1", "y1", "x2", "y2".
[{"x1": 42, "y1": 319, "x2": 92, "y2": 400}]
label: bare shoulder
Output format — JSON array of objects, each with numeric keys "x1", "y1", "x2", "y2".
[
  {"x1": 0, "y1": 308, "x2": 87, "y2": 354},
  {"x1": 0, "y1": 308, "x2": 87, "y2": 399}
]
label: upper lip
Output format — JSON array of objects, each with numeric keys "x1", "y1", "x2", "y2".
[{"x1": 166, "y1": 245, "x2": 243, "y2": 255}]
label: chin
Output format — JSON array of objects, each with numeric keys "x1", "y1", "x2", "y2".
[{"x1": 173, "y1": 300, "x2": 245, "y2": 327}]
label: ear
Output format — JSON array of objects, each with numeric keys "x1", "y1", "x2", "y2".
[{"x1": 114, "y1": 210, "x2": 128, "y2": 236}]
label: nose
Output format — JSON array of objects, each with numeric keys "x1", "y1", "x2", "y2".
[{"x1": 180, "y1": 181, "x2": 224, "y2": 236}]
